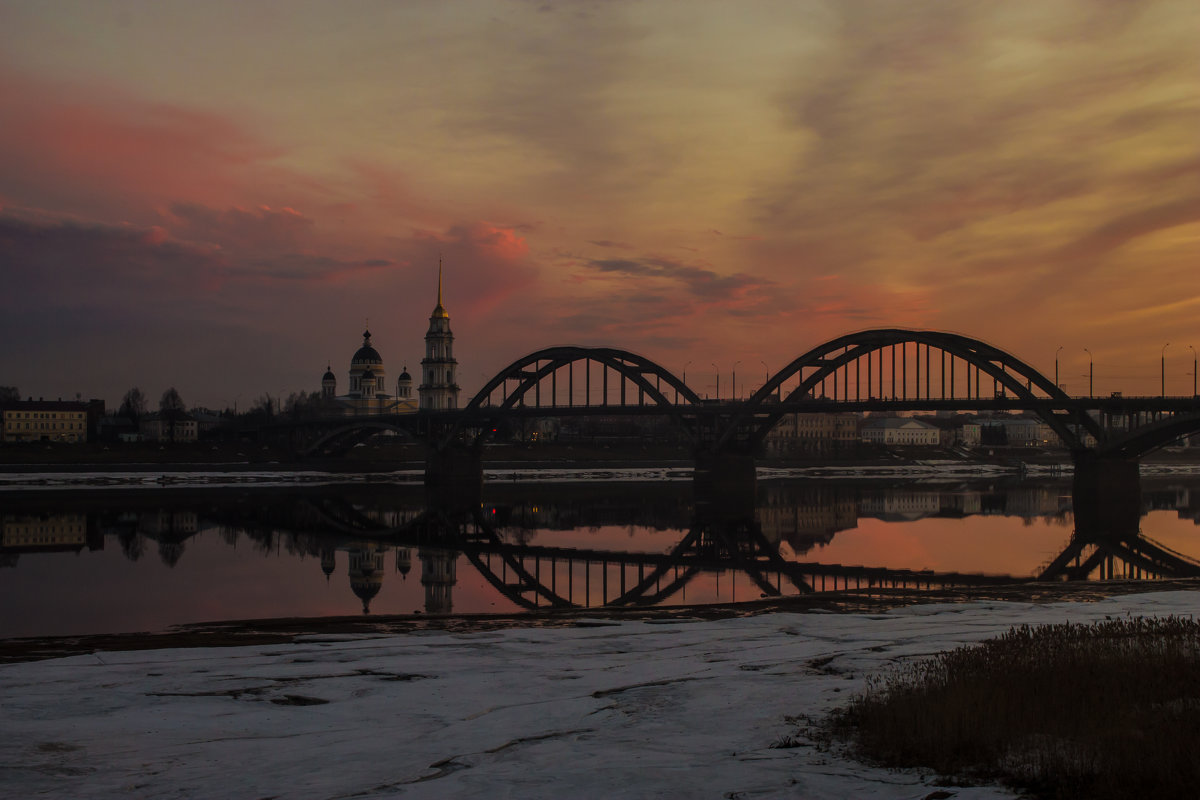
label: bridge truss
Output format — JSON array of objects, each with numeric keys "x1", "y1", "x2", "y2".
[{"x1": 725, "y1": 329, "x2": 1101, "y2": 452}]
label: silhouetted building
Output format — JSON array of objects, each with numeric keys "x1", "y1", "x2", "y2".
[
  {"x1": 319, "y1": 263, "x2": 454, "y2": 415},
  {"x1": 419, "y1": 263, "x2": 461, "y2": 410}
]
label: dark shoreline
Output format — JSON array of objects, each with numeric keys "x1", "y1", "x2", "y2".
[
  {"x1": 0, "y1": 437, "x2": 1079, "y2": 472},
  {"x1": 4, "y1": 578, "x2": 1197, "y2": 665}
]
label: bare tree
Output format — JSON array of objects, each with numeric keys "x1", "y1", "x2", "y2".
[
  {"x1": 254, "y1": 393, "x2": 275, "y2": 420},
  {"x1": 285, "y1": 390, "x2": 324, "y2": 418},
  {"x1": 159, "y1": 387, "x2": 186, "y2": 443},
  {"x1": 0, "y1": 386, "x2": 19, "y2": 403},
  {"x1": 119, "y1": 387, "x2": 147, "y2": 428},
  {"x1": 159, "y1": 387, "x2": 185, "y2": 413}
]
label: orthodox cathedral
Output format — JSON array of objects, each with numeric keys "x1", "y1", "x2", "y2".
[{"x1": 320, "y1": 265, "x2": 461, "y2": 415}]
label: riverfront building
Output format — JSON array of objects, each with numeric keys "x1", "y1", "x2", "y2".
[
  {"x1": 861, "y1": 417, "x2": 941, "y2": 446},
  {"x1": 1, "y1": 400, "x2": 89, "y2": 443}
]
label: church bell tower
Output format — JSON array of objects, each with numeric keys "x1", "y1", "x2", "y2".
[{"x1": 419, "y1": 260, "x2": 460, "y2": 410}]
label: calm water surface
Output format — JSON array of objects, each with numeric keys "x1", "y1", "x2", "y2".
[{"x1": 2, "y1": 476, "x2": 1198, "y2": 638}]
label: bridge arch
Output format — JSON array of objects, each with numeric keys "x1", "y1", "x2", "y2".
[
  {"x1": 727, "y1": 329, "x2": 1101, "y2": 452},
  {"x1": 304, "y1": 420, "x2": 421, "y2": 456},
  {"x1": 441, "y1": 346, "x2": 702, "y2": 447},
  {"x1": 1095, "y1": 411, "x2": 1200, "y2": 460}
]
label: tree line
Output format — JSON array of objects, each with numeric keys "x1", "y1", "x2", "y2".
[{"x1": 116, "y1": 386, "x2": 338, "y2": 427}]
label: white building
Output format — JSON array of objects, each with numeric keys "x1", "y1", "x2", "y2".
[
  {"x1": 142, "y1": 412, "x2": 198, "y2": 443},
  {"x1": 861, "y1": 417, "x2": 941, "y2": 446}
]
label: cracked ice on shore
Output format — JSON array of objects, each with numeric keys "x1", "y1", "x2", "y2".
[{"x1": 4, "y1": 590, "x2": 1199, "y2": 799}]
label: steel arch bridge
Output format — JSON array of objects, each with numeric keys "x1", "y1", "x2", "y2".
[
  {"x1": 286, "y1": 329, "x2": 1200, "y2": 459},
  {"x1": 443, "y1": 331, "x2": 1106, "y2": 453},
  {"x1": 722, "y1": 329, "x2": 1100, "y2": 453},
  {"x1": 436, "y1": 345, "x2": 704, "y2": 449}
]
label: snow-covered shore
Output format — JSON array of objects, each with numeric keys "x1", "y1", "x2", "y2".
[{"x1": 4, "y1": 590, "x2": 1198, "y2": 799}]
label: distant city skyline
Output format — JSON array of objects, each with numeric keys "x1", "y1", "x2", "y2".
[{"x1": 2, "y1": 1, "x2": 1197, "y2": 408}]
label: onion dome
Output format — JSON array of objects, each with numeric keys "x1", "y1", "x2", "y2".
[
  {"x1": 350, "y1": 578, "x2": 382, "y2": 615},
  {"x1": 352, "y1": 330, "x2": 383, "y2": 364}
]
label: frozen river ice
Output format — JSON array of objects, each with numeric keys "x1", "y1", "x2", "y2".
[{"x1": 4, "y1": 590, "x2": 1199, "y2": 799}]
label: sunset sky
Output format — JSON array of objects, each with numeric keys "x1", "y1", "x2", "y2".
[{"x1": 2, "y1": 0, "x2": 1197, "y2": 409}]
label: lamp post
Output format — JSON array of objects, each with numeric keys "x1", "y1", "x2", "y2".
[
  {"x1": 682, "y1": 361, "x2": 692, "y2": 387},
  {"x1": 1191, "y1": 345, "x2": 1198, "y2": 398},
  {"x1": 1162, "y1": 343, "x2": 1170, "y2": 398},
  {"x1": 1084, "y1": 348, "x2": 1093, "y2": 397},
  {"x1": 732, "y1": 361, "x2": 742, "y2": 400},
  {"x1": 760, "y1": 360, "x2": 770, "y2": 398},
  {"x1": 1055, "y1": 345, "x2": 1063, "y2": 390},
  {"x1": 711, "y1": 363, "x2": 720, "y2": 399}
]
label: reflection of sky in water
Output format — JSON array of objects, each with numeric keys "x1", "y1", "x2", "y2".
[
  {"x1": 518, "y1": 524, "x2": 689, "y2": 554},
  {"x1": 3, "y1": 480, "x2": 1200, "y2": 639},
  {"x1": 812, "y1": 515, "x2": 1075, "y2": 576}
]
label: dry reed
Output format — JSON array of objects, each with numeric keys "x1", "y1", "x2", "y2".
[{"x1": 827, "y1": 616, "x2": 1200, "y2": 799}]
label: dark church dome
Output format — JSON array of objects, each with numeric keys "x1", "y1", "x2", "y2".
[{"x1": 352, "y1": 330, "x2": 383, "y2": 365}]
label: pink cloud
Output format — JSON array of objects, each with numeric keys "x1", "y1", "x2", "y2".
[
  {"x1": 0, "y1": 67, "x2": 280, "y2": 222},
  {"x1": 162, "y1": 202, "x2": 317, "y2": 256}
]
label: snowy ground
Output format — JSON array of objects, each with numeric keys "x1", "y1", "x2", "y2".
[{"x1": 4, "y1": 591, "x2": 1199, "y2": 799}]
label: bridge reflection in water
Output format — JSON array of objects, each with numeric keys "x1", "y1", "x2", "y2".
[{"x1": 8, "y1": 470, "x2": 1197, "y2": 630}]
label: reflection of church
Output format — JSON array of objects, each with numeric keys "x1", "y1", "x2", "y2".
[
  {"x1": 319, "y1": 265, "x2": 461, "y2": 415},
  {"x1": 319, "y1": 542, "x2": 458, "y2": 615}
]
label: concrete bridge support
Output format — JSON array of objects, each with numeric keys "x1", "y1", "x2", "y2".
[
  {"x1": 424, "y1": 446, "x2": 483, "y2": 512},
  {"x1": 693, "y1": 452, "x2": 757, "y2": 527},
  {"x1": 1071, "y1": 452, "x2": 1141, "y2": 541}
]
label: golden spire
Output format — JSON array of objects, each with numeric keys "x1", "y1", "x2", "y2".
[{"x1": 432, "y1": 256, "x2": 449, "y2": 319}]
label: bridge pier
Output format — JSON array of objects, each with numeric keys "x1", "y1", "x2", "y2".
[
  {"x1": 424, "y1": 447, "x2": 483, "y2": 512},
  {"x1": 693, "y1": 452, "x2": 757, "y2": 526},
  {"x1": 1071, "y1": 452, "x2": 1140, "y2": 542}
]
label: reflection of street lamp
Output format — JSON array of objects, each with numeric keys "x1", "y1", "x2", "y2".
[
  {"x1": 711, "y1": 362, "x2": 720, "y2": 399},
  {"x1": 1162, "y1": 343, "x2": 1170, "y2": 398},
  {"x1": 732, "y1": 361, "x2": 742, "y2": 400},
  {"x1": 1055, "y1": 345, "x2": 1063, "y2": 390},
  {"x1": 1083, "y1": 348, "x2": 1093, "y2": 397},
  {"x1": 1190, "y1": 345, "x2": 1198, "y2": 398}
]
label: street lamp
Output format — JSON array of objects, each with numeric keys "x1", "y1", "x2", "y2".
[
  {"x1": 1162, "y1": 343, "x2": 1170, "y2": 398},
  {"x1": 760, "y1": 360, "x2": 770, "y2": 398},
  {"x1": 1055, "y1": 345, "x2": 1063, "y2": 390},
  {"x1": 732, "y1": 361, "x2": 742, "y2": 400},
  {"x1": 711, "y1": 362, "x2": 720, "y2": 400},
  {"x1": 1083, "y1": 348, "x2": 1093, "y2": 398},
  {"x1": 682, "y1": 361, "x2": 692, "y2": 387},
  {"x1": 1190, "y1": 345, "x2": 1197, "y2": 398}
]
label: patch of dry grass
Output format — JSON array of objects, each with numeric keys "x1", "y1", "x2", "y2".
[{"x1": 827, "y1": 617, "x2": 1200, "y2": 799}]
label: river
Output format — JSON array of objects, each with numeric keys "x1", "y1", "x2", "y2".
[{"x1": 3, "y1": 470, "x2": 1199, "y2": 639}]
